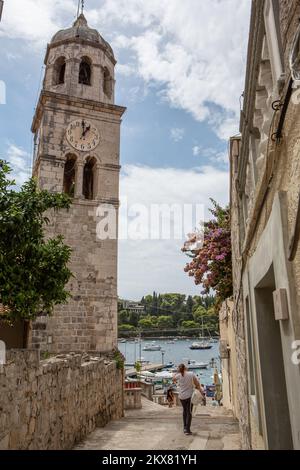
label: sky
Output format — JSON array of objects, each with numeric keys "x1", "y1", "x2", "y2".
[{"x1": 0, "y1": 0, "x2": 251, "y2": 300}]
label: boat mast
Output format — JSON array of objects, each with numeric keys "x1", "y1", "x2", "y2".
[{"x1": 139, "y1": 330, "x2": 142, "y2": 362}]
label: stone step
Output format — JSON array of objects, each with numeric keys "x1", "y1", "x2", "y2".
[{"x1": 74, "y1": 397, "x2": 241, "y2": 451}]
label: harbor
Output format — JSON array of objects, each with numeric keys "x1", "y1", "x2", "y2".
[{"x1": 119, "y1": 337, "x2": 221, "y2": 387}]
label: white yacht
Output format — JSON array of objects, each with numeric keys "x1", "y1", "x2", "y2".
[
  {"x1": 143, "y1": 342, "x2": 162, "y2": 351},
  {"x1": 186, "y1": 360, "x2": 209, "y2": 370}
]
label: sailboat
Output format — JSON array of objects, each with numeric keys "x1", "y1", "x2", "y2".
[{"x1": 189, "y1": 316, "x2": 212, "y2": 350}]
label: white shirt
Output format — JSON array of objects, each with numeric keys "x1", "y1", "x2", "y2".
[{"x1": 174, "y1": 371, "x2": 195, "y2": 400}]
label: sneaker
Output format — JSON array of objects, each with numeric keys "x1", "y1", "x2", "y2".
[{"x1": 185, "y1": 431, "x2": 193, "y2": 436}]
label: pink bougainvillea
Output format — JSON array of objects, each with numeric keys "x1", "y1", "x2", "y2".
[{"x1": 182, "y1": 199, "x2": 232, "y2": 306}]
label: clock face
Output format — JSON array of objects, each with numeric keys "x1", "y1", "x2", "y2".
[{"x1": 66, "y1": 119, "x2": 100, "y2": 152}]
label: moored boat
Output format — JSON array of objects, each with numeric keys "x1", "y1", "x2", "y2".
[
  {"x1": 163, "y1": 362, "x2": 174, "y2": 369},
  {"x1": 143, "y1": 342, "x2": 162, "y2": 351},
  {"x1": 186, "y1": 360, "x2": 209, "y2": 370},
  {"x1": 189, "y1": 341, "x2": 212, "y2": 350}
]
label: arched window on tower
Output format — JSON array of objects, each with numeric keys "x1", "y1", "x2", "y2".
[
  {"x1": 53, "y1": 57, "x2": 66, "y2": 85},
  {"x1": 103, "y1": 67, "x2": 112, "y2": 98},
  {"x1": 79, "y1": 57, "x2": 92, "y2": 85},
  {"x1": 83, "y1": 157, "x2": 96, "y2": 200},
  {"x1": 63, "y1": 155, "x2": 76, "y2": 197}
]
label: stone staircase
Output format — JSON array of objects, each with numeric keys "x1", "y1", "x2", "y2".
[{"x1": 74, "y1": 397, "x2": 241, "y2": 450}]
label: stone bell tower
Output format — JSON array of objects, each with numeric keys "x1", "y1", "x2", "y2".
[{"x1": 30, "y1": 14, "x2": 126, "y2": 353}]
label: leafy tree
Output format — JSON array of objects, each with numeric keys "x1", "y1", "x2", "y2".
[
  {"x1": 182, "y1": 199, "x2": 232, "y2": 307},
  {"x1": 157, "y1": 315, "x2": 173, "y2": 329},
  {"x1": 138, "y1": 317, "x2": 155, "y2": 329},
  {"x1": 186, "y1": 295, "x2": 194, "y2": 314},
  {"x1": 150, "y1": 316, "x2": 158, "y2": 326},
  {"x1": 181, "y1": 320, "x2": 199, "y2": 329},
  {"x1": 152, "y1": 291, "x2": 158, "y2": 315},
  {"x1": 193, "y1": 305, "x2": 207, "y2": 323},
  {"x1": 0, "y1": 161, "x2": 72, "y2": 322},
  {"x1": 118, "y1": 310, "x2": 129, "y2": 325},
  {"x1": 129, "y1": 310, "x2": 139, "y2": 327}
]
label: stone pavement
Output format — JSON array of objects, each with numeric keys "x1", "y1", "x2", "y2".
[{"x1": 74, "y1": 397, "x2": 241, "y2": 450}]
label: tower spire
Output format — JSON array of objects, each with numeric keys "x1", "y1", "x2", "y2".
[{"x1": 77, "y1": 0, "x2": 85, "y2": 18}]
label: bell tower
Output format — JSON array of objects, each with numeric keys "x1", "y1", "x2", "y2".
[{"x1": 30, "y1": 14, "x2": 126, "y2": 353}]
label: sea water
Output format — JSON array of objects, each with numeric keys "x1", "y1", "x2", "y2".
[{"x1": 118, "y1": 338, "x2": 221, "y2": 385}]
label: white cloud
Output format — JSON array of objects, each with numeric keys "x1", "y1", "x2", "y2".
[
  {"x1": 0, "y1": 0, "x2": 75, "y2": 46},
  {"x1": 1, "y1": 1, "x2": 251, "y2": 139},
  {"x1": 170, "y1": 127, "x2": 185, "y2": 142},
  {"x1": 119, "y1": 164, "x2": 229, "y2": 299},
  {"x1": 193, "y1": 146, "x2": 201, "y2": 157},
  {"x1": 5, "y1": 143, "x2": 31, "y2": 186},
  {"x1": 192, "y1": 145, "x2": 229, "y2": 165},
  {"x1": 96, "y1": 0, "x2": 251, "y2": 140},
  {"x1": 116, "y1": 63, "x2": 136, "y2": 77}
]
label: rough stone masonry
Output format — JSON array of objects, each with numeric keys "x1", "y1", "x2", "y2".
[{"x1": 0, "y1": 350, "x2": 124, "y2": 450}]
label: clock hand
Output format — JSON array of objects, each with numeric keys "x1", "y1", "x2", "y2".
[
  {"x1": 81, "y1": 120, "x2": 86, "y2": 138},
  {"x1": 82, "y1": 125, "x2": 91, "y2": 137}
]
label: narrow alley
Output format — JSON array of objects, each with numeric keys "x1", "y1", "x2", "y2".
[{"x1": 74, "y1": 398, "x2": 241, "y2": 451}]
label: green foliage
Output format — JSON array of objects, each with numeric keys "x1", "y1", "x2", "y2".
[
  {"x1": 118, "y1": 292, "x2": 218, "y2": 335},
  {"x1": 113, "y1": 348, "x2": 125, "y2": 370},
  {"x1": 118, "y1": 310, "x2": 129, "y2": 324},
  {"x1": 128, "y1": 310, "x2": 139, "y2": 327},
  {"x1": 40, "y1": 351, "x2": 51, "y2": 360},
  {"x1": 157, "y1": 315, "x2": 173, "y2": 329},
  {"x1": 186, "y1": 295, "x2": 194, "y2": 314},
  {"x1": 118, "y1": 323, "x2": 136, "y2": 331},
  {"x1": 138, "y1": 316, "x2": 156, "y2": 329},
  {"x1": 193, "y1": 305, "x2": 207, "y2": 322},
  {"x1": 0, "y1": 161, "x2": 72, "y2": 322},
  {"x1": 134, "y1": 361, "x2": 142, "y2": 373},
  {"x1": 181, "y1": 320, "x2": 199, "y2": 329}
]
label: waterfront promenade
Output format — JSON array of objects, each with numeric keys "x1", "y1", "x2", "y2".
[{"x1": 125, "y1": 363, "x2": 165, "y2": 377}]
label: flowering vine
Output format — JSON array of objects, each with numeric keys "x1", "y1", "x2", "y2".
[{"x1": 182, "y1": 199, "x2": 232, "y2": 307}]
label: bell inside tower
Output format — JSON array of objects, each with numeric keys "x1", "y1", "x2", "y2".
[
  {"x1": 83, "y1": 157, "x2": 96, "y2": 200},
  {"x1": 79, "y1": 57, "x2": 92, "y2": 85},
  {"x1": 63, "y1": 155, "x2": 76, "y2": 196}
]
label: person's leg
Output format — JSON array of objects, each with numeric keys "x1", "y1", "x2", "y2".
[
  {"x1": 180, "y1": 399, "x2": 188, "y2": 431},
  {"x1": 186, "y1": 398, "x2": 193, "y2": 433}
]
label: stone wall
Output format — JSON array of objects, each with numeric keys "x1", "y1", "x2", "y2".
[
  {"x1": 230, "y1": 0, "x2": 300, "y2": 450},
  {"x1": 219, "y1": 300, "x2": 239, "y2": 417},
  {"x1": 0, "y1": 350, "x2": 124, "y2": 450}
]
